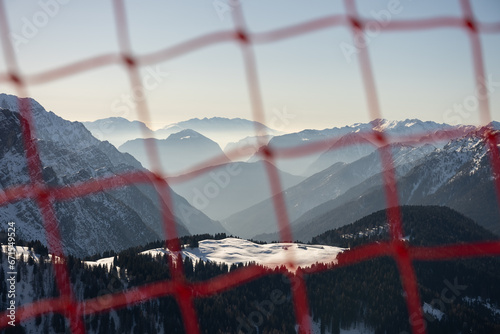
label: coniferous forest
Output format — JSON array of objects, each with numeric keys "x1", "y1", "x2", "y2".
[{"x1": 1, "y1": 206, "x2": 500, "y2": 333}]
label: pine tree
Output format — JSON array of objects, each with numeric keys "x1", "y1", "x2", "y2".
[{"x1": 109, "y1": 317, "x2": 117, "y2": 334}]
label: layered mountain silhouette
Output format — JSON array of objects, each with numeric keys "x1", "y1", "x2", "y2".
[
  {"x1": 224, "y1": 143, "x2": 435, "y2": 238},
  {"x1": 119, "y1": 129, "x2": 231, "y2": 175},
  {"x1": 252, "y1": 130, "x2": 500, "y2": 242},
  {"x1": 84, "y1": 116, "x2": 281, "y2": 149},
  {"x1": 0, "y1": 94, "x2": 225, "y2": 257},
  {"x1": 82, "y1": 117, "x2": 154, "y2": 147},
  {"x1": 169, "y1": 160, "x2": 304, "y2": 220},
  {"x1": 5, "y1": 95, "x2": 499, "y2": 256},
  {"x1": 249, "y1": 119, "x2": 474, "y2": 177}
]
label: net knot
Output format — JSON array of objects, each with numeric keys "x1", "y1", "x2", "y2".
[{"x1": 236, "y1": 30, "x2": 249, "y2": 43}]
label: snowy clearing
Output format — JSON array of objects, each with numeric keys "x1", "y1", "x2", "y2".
[{"x1": 140, "y1": 238, "x2": 344, "y2": 271}]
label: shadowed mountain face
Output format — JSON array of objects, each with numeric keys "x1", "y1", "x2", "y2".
[
  {"x1": 155, "y1": 117, "x2": 281, "y2": 149},
  {"x1": 0, "y1": 94, "x2": 225, "y2": 257},
  {"x1": 119, "y1": 129, "x2": 231, "y2": 175},
  {"x1": 306, "y1": 206, "x2": 500, "y2": 333},
  {"x1": 254, "y1": 132, "x2": 500, "y2": 243},
  {"x1": 224, "y1": 144, "x2": 435, "y2": 238},
  {"x1": 119, "y1": 127, "x2": 305, "y2": 220},
  {"x1": 169, "y1": 160, "x2": 304, "y2": 221},
  {"x1": 11, "y1": 93, "x2": 497, "y2": 254},
  {"x1": 312, "y1": 205, "x2": 498, "y2": 248}
]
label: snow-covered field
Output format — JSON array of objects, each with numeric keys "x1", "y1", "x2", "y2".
[
  {"x1": 302, "y1": 316, "x2": 373, "y2": 334},
  {"x1": 1, "y1": 245, "x2": 40, "y2": 263},
  {"x1": 83, "y1": 255, "x2": 116, "y2": 269},
  {"x1": 137, "y1": 238, "x2": 344, "y2": 271}
]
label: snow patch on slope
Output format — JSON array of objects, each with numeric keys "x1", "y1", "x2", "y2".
[
  {"x1": 139, "y1": 238, "x2": 344, "y2": 271},
  {"x1": 464, "y1": 296, "x2": 500, "y2": 316},
  {"x1": 423, "y1": 302, "x2": 444, "y2": 321},
  {"x1": 304, "y1": 316, "x2": 374, "y2": 334}
]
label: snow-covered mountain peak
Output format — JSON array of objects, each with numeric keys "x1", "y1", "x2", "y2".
[
  {"x1": 369, "y1": 118, "x2": 454, "y2": 135},
  {"x1": 0, "y1": 93, "x2": 101, "y2": 152},
  {"x1": 443, "y1": 133, "x2": 486, "y2": 154},
  {"x1": 0, "y1": 93, "x2": 44, "y2": 113},
  {"x1": 371, "y1": 118, "x2": 399, "y2": 131}
]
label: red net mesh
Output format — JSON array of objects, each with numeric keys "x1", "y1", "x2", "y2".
[{"x1": 0, "y1": 1, "x2": 499, "y2": 333}]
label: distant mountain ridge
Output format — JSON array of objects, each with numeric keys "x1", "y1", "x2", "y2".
[
  {"x1": 155, "y1": 117, "x2": 280, "y2": 147},
  {"x1": 83, "y1": 116, "x2": 281, "y2": 148},
  {"x1": 160, "y1": 116, "x2": 274, "y2": 132},
  {"x1": 250, "y1": 118, "x2": 476, "y2": 176},
  {"x1": 84, "y1": 116, "x2": 485, "y2": 178},
  {"x1": 119, "y1": 129, "x2": 231, "y2": 175},
  {"x1": 82, "y1": 117, "x2": 154, "y2": 147}
]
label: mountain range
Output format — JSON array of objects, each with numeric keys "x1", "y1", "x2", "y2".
[
  {"x1": 249, "y1": 118, "x2": 476, "y2": 177},
  {"x1": 223, "y1": 143, "x2": 436, "y2": 238},
  {"x1": 119, "y1": 130, "x2": 304, "y2": 220},
  {"x1": 83, "y1": 116, "x2": 280, "y2": 149},
  {"x1": 119, "y1": 129, "x2": 231, "y2": 175},
  {"x1": 4, "y1": 206, "x2": 500, "y2": 333},
  {"x1": 169, "y1": 160, "x2": 304, "y2": 220},
  {"x1": 82, "y1": 117, "x2": 155, "y2": 147},
  {"x1": 2, "y1": 93, "x2": 500, "y2": 333},
  {"x1": 0, "y1": 94, "x2": 225, "y2": 257},
  {"x1": 3, "y1": 93, "x2": 500, "y2": 257},
  {"x1": 252, "y1": 129, "x2": 500, "y2": 242}
]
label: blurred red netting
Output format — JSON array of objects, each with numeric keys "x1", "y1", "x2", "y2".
[{"x1": 0, "y1": 0, "x2": 498, "y2": 333}]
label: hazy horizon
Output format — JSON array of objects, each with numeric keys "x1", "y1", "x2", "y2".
[
  {"x1": 0, "y1": 1, "x2": 499, "y2": 133},
  {"x1": 80, "y1": 114, "x2": 500, "y2": 133}
]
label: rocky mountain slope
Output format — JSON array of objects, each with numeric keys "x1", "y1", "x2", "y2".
[
  {"x1": 261, "y1": 131, "x2": 500, "y2": 242},
  {"x1": 224, "y1": 143, "x2": 435, "y2": 238},
  {"x1": 0, "y1": 94, "x2": 225, "y2": 257}
]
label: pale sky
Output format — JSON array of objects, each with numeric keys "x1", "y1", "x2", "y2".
[{"x1": 0, "y1": 0, "x2": 499, "y2": 132}]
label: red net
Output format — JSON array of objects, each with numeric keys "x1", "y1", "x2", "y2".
[{"x1": 0, "y1": 1, "x2": 499, "y2": 333}]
